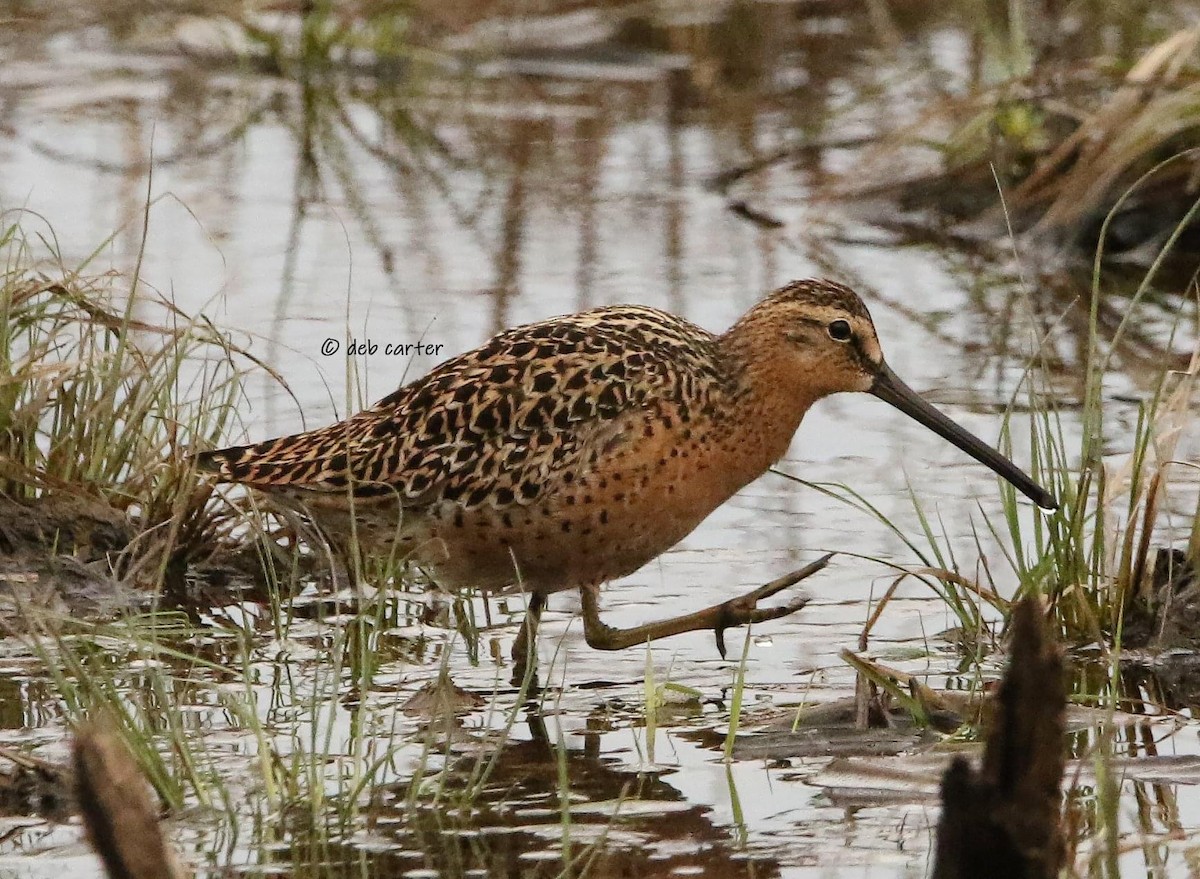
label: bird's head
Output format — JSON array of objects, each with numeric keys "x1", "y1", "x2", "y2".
[{"x1": 731, "y1": 279, "x2": 1058, "y2": 511}]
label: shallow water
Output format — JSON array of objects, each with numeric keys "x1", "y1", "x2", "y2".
[{"x1": 2, "y1": 1, "x2": 1199, "y2": 876}]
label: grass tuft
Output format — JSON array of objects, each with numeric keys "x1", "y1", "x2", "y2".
[{"x1": 0, "y1": 218, "x2": 279, "y2": 586}]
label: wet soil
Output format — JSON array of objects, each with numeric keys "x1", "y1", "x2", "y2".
[
  {"x1": 1123, "y1": 548, "x2": 1200, "y2": 650},
  {"x1": 0, "y1": 497, "x2": 140, "y2": 621}
]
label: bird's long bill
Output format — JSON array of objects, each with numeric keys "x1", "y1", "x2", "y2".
[{"x1": 870, "y1": 362, "x2": 1058, "y2": 511}]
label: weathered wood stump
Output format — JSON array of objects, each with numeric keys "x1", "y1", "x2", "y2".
[{"x1": 932, "y1": 597, "x2": 1066, "y2": 879}]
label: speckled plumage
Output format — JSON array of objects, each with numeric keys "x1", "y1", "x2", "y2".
[
  {"x1": 198, "y1": 279, "x2": 876, "y2": 595},
  {"x1": 198, "y1": 277, "x2": 1055, "y2": 616},
  {"x1": 204, "y1": 304, "x2": 727, "y2": 508}
]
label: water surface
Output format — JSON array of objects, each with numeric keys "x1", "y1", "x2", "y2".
[{"x1": 1, "y1": 2, "x2": 1197, "y2": 876}]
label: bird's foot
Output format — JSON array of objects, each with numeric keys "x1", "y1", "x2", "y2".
[
  {"x1": 712, "y1": 553, "x2": 833, "y2": 658},
  {"x1": 578, "y1": 553, "x2": 833, "y2": 653}
]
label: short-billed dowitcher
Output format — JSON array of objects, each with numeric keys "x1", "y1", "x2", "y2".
[{"x1": 197, "y1": 279, "x2": 1056, "y2": 663}]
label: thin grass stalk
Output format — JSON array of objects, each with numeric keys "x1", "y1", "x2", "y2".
[{"x1": 723, "y1": 627, "x2": 753, "y2": 762}]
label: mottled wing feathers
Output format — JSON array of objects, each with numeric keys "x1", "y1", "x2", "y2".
[{"x1": 197, "y1": 305, "x2": 723, "y2": 509}]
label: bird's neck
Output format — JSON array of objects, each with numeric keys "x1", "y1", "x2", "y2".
[{"x1": 715, "y1": 322, "x2": 822, "y2": 482}]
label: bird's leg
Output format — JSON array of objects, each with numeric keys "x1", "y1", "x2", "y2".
[
  {"x1": 511, "y1": 591, "x2": 547, "y2": 666},
  {"x1": 579, "y1": 554, "x2": 833, "y2": 657}
]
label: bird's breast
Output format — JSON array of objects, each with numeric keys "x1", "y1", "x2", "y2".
[{"x1": 409, "y1": 406, "x2": 803, "y2": 594}]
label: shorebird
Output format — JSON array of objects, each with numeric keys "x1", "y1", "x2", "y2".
[{"x1": 197, "y1": 279, "x2": 1056, "y2": 664}]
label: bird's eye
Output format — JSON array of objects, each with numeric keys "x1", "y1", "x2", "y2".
[{"x1": 828, "y1": 319, "x2": 853, "y2": 342}]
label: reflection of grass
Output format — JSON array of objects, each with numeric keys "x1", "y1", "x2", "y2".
[
  {"x1": 854, "y1": 10, "x2": 1200, "y2": 261},
  {"x1": 23, "y1": 576, "x2": 543, "y2": 874},
  {"x1": 244, "y1": 0, "x2": 477, "y2": 313}
]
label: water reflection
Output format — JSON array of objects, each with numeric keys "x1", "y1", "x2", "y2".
[
  {"x1": 2, "y1": 1, "x2": 1199, "y2": 876},
  {"x1": 330, "y1": 710, "x2": 783, "y2": 879}
]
